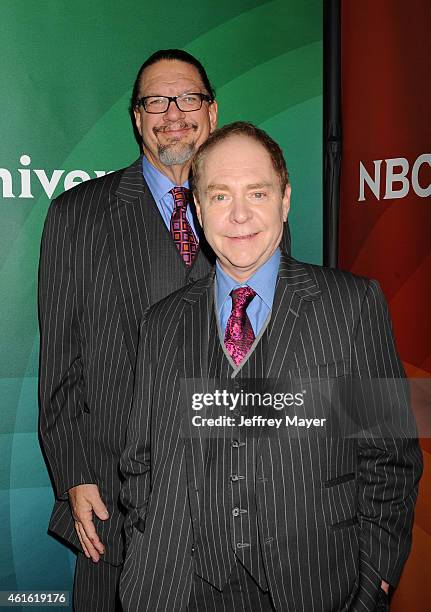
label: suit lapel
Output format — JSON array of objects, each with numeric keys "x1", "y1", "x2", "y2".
[
  {"x1": 103, "y1": 158, "x2": 154, "y2": 367},
  {"x1": 179, "y1": 274, "x2": 214, "y2": 521},
  {"x1": 254, "y1": 254, "x2": 322, "y2": 451},
  {"x1": 104, "y1": 158, "x2": 215, "y2": 369},
  {"x1": 266, "y1": 253, "x2": 322, "y2": 378},
  {"x1": 180, "y1": 273, "x2": 214, "y2": 380}
]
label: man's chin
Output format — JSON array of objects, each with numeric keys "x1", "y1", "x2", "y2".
[
  {"x1": 158, "y1": 143, "x2": 195, "y2": 166},
  {"x1": 219, "y1": 257, "x2": 261, "y2": 278}
]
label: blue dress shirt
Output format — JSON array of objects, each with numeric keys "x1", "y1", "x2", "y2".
[
  {"x1": 142, "y1": 156, "x2": 199, "y2": 238},
  {"x1": 216, "y1": 249, "x2": 280, "y2": 337}
]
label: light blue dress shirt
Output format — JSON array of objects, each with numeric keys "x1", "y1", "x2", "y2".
[
  {"x1": 216, "y1": 249, "x2": 280, "y2": 337},
  {"x1": 142, "y1": 156, "x2": 199, "y2": 239}
]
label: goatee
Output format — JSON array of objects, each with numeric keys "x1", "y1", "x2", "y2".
[{"x1": 158, "y1": 142, "x2": 195, "y2": 166}]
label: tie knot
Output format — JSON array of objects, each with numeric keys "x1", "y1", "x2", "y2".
[
  {"x1": 170, "y1": 186, "x2": 192, "y2": 210},
  {"x1": 231, "y1": 286, "x2": 256, "y2": 311}
]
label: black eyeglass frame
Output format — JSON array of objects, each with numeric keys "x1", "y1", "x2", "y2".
[{"x1": 136, "y1": 92, "x2": 212, "y2": 114}]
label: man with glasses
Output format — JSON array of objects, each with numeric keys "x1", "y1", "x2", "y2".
[{"x1": 39, "y1": 49, "x2": 292, "y2": 611}]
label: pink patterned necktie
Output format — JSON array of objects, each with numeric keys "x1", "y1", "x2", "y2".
[
  {"x1": 169, "y1": 186, "x2": 198, "y2": 266},
  {"x1": 224, "y1": 286, "x2": 257, "y2": 366}
]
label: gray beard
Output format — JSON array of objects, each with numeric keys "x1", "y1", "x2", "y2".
[{"x1": 157, "y1": 141, "x2": 195, "y2": 166}]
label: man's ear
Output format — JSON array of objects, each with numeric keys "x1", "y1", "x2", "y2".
[
  {"x1": 133, "y1": 108, "x2": 142, "y2": 137},
  {"x1": 208, "y1": 100, "x2": 218, "y2": 133},
  {"x1": 193, "y1": 195, "x2": 203, "y2": 227},
  {"x1": 282, "y1": 183, "x2": 291, "y2": 221}
]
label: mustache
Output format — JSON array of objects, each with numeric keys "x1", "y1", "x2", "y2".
[{"x1": 153, "y1": 121, "x2": 198, "y2": 134}]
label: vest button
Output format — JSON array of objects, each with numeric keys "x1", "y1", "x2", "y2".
[
  {"x1": 231, "y1": 439, "x2": 245, "y2": 448},
  {"x1": 232, "y1": 507, "x2": 247, "y2": 517}
]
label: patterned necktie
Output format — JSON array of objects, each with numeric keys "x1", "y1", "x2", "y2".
[
  {"x1": 169, "y1": 186, "x2": 198, "y2": 266},
  {"x1": 224, "y1": 286, "x2": 257, "y2": 366}
]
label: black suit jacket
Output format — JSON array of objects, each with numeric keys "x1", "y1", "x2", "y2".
[
  {"x1": 120, "y1": 254, "x2": 422, "y2": 610},
  {"x1": 40, "y1": 157, "x2": 288, "y2": 564}
]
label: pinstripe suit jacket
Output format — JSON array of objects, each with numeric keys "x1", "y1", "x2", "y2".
[
  {"x1": 120, "y1": 253, "x2": 422, "y2": 611},
  {"x1": 39, "y1": 157, "x2": 274, "y2": 564}
]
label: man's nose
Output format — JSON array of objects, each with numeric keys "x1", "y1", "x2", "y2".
[{"x1": 230, "y1": 198, "x2": 252, "y2": 224}]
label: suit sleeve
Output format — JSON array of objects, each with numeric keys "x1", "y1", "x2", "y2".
[
  {"x1": 353, "y1": 279, "x2": 423, "y2": 587},
  {"x1": 120, "y1": 315, "x2": 153, "y2": 549},
  {"x1": 38, "y1": 199, "x2": 95, "y2": 499}
]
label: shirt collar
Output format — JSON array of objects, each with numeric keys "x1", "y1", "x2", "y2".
[
  {"x1": 216, "y1": 248, "x2": 281, "y2": 311},
  {"x1": 142, "y1": 156, "x2": 189, "y2": 203}
]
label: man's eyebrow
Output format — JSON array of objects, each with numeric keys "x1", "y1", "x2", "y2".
[
  {"x1": 144, "y1": 89, "x2": 201, "y2": 97},
  {"x1": 206, "y1": 183, "x2": 230, "y2": 193},
  {"x1": 246, "y1": 182, "x2": 272, "y2": 190},
  {"x1": 205, "y1": 181, "x2": 273, "y2": 193}
]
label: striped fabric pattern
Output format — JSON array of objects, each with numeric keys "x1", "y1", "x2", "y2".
[
  {"x1": 38, "y1": 157, "x2": 215, "y2": 568},
  {"x1": 73, "y1": 553, "x2": 122, "y2": 611},
  {"x1": 193, "y1": 305, "x2": 270, "y2": 593},
  {"x1": 120, "y1": 253, "x2": 422, "y2": 611}
]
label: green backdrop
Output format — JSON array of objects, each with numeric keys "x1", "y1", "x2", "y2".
[{"x1": 0, "y1": 0, "x2": 322, "y2": 604}]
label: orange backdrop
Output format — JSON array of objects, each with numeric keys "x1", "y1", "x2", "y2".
[{"x1": 339, "y1": 1, "x2": 431, "y2": 608}]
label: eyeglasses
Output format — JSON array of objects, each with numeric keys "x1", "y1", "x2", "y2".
[{"x1": 136, "y1": 92, "x2": 211, "y2": 114}]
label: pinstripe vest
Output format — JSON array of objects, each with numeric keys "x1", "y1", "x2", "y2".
[{"x1": 194, "y1": 305, "x2": 269, "y2": 590}]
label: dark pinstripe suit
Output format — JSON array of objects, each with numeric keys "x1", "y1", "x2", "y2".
[
  {"x1": 120, "y1": 253, "x2": 422, "y2": 611},
  {"x1": 38, "y1": 160, "x2": 223, "y2": 578},
  {"x1": 38, "y1": 154, "x2": 291, "y2": 604}
]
